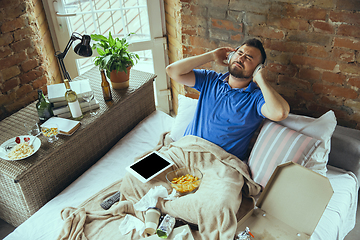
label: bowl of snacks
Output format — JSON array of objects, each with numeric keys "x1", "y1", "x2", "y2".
[{"x1": 166, "y1": 167, "x2": 203, "y2": 195}]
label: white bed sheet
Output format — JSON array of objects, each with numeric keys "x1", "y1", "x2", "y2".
[
  {"x1": 311, "y1": 166, "x2": 358, "y2": 240},
  {"x1": 5, "y1": 110, "x2": 174, "y2": 240},
  {"x1": 4, "y1": 110, "x2": 358, "y2": 240}
]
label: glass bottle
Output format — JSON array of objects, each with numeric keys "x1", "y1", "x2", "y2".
[
  {"x1": 64, "y1": 79, "x2": 83, "y2": 120},
  {"x1": 101, "y1": 69, "x2": 112, "y2": 101},
  {"x1": 36, "y1": 89, "x2": 54, "y2": 123}
]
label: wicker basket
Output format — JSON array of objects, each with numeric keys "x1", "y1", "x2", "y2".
[{"x1": 0, "y1": 68, "x2": 156, "y2": 227}]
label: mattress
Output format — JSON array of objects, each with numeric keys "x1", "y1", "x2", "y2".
[
  {"x1": 4, "y1": 110, "x2": 358, "y2": 240},
  {"x1": 311, "y1": 165, "x2": 358, "y2": 240}
]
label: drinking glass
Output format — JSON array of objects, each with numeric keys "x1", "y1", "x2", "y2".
[
  {"x1": 82, "y1": 91, "x2": 97, "y2": 116},
  {"x1": 41, "y1": 123, "x2": 59, "y2": 143},
  {"x1": 24, "y1": 121, "x2": 41, "y2": 137}
]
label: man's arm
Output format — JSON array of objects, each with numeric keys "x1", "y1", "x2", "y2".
[
  {"x1": 254, "y1": 70, "x2": 290, "y2": 121},
  {"x1": 166, "y1": 47, "x2": 234, "y2": 87}
]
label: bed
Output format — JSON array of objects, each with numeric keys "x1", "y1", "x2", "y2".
[{"x1": 4, "y1": 95, "x2": 359, "y2": 240}]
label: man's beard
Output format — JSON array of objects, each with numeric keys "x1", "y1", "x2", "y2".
[{"x1": 228, "y1": 61, "x2": 252, "y2": 79}]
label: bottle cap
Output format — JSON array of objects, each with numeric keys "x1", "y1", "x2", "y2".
[{"x1": 63, "y1": 79, "x2": 70, "y2": 88}]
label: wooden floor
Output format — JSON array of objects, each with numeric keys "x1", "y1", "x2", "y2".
[{"x1": 0, "y1": 219, "x2": 15, "y2": 239}]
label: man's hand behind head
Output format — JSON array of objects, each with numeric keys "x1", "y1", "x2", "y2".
[
  {"x1": 166, "y1": 46, "x2": 236, "y2": 87},
  {"x1": 212, "y1": 47, "x2": 236, "y2": 67}
]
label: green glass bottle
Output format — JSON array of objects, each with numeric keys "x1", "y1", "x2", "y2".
[
  {"x1": 36, "y1": 89, "x2": 54, "y2": 123},
  {"x1": 64, "y1": 79, "x2": 83, "y2": 120}
]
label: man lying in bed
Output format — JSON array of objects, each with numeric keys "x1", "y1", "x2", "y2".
[
  {"x1": 57, "y1": 39, "x2": 291, "y2": 240},
  {"x1": 166, "y1": 38, "x2": 290, "y2": 161}
]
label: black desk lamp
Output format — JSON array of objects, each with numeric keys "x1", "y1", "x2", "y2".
[{"x1": 55, "y1": 32, "x2": 92, "y2": 81}]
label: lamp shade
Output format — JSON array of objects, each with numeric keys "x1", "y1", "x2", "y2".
[{"x1": 74, "y1": 35, "x2": 92, "y2": 57}]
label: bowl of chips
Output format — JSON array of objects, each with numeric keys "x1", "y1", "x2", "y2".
[{"x1": 166, "y1": 167, "x2": 203, "y2": 195}]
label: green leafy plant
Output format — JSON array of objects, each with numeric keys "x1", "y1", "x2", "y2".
[{"x1": 91, "y1": 32, "x2": 139, "y2": 78}]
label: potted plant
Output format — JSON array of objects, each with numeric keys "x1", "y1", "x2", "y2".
[{"x1": 91, "y1": 32, "x2": 139, "y2": 89}]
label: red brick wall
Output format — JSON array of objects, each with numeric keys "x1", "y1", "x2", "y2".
[
  {"x1": 165, "y1": 0, "x2": 360, "y2": 129},
  {"x1": 164, "y1": 0, "x2": 184, "y2": 114},
  {"x1": 0, "y1": 0, "x2": 61, "y2": 121}
]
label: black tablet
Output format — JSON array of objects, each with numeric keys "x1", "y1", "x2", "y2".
[{"x1": 126, "y1": 151, "x2": 173, "y2": 183}]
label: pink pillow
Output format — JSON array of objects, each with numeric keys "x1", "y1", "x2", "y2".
[
  {"x1": 248, "y1": 120, "x2": 321, "y2": 187},
  {"x1": 278, "y1": 111, "x2": 337, "y2": 176}
]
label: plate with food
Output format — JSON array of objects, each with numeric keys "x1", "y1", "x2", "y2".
[{"x1": 0, "y1": 135, "x2": 41, "y2": 161}]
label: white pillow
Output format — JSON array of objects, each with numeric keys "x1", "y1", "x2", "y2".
[
  {"x1": 278, "y1": 110, "x2": 337, "y2": 176},
  {"x1": 170, "y1": 94, "x2": 198, "y2": 141}
]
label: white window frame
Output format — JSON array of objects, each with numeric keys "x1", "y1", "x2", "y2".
[{"x1": 42, "y1": 0, "x2": 171, "y2": 113}]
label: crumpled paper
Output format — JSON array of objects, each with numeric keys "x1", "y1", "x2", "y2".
[
  {"x1": 119, "y1": 185, "x2": 178, "y2": 237},
  {"x1": 174, "y1": 229, "x2": 188, "y2": 240},
  {"x1": 119, "y1": 214, "x2": 145, "y2": 236},
  {"x1": 134, "y1": 185, "x2": 177, "y2": 211}
]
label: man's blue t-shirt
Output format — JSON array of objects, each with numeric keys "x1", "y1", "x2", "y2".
[{"x1": 183, "y1": 69, "x2": 265, "y2": 160}]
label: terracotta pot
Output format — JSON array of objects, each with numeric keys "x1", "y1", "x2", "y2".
[{"x1": 110, "y1": 66, "x2": 131, "y2": 89}]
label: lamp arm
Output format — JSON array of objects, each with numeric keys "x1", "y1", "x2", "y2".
[
  {"x1": 58, "y1": 57, "x2": 71, "y2": 81},
  {"x1": 55, "y1": 33, "x2": 82, "y2": 81}
]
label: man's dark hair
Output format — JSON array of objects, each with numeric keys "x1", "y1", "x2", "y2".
[{"x1": 241, "y1": 38, "x2": 267, "y2": 64}]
